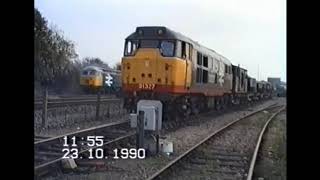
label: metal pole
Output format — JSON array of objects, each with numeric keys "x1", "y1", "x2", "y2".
[
  {"x1": 95, "y1": 90, "x2": 101, "y2": 121},
  {"x1": 107, "y1": 105, "x2": 110, "y2": 118},
  {"x1": 258, "y1": 64, "x2": 260, "y2": 81},
  {"x1": 41, "y1": 86, "x2": 48, "y2": 128},
  {"x1": 136, "y1": 111, "x2": 145, "y2": 149},
  {"x1": 155, "y1": 109, "x2": 160, "y2": 154},
  {"x1": 84, "y1": 105, "x2": 87, "y2": 121}
]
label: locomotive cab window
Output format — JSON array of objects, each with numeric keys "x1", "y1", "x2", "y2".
[
  {"x1": 89, "y1": 70, "x2": 98, "y2": 76},
  {"x1": 181, "y1": 41, "x2": 187, "y2": 59},
  {"x1": 189, "y1": 45, "x2": 193, "y2": 60},
  {"x1": 160, "y1": 40, "x2": 175, "y2": 57},
  {"x1": 202, "y1": 70, "x2": 208, "y2": 83},
  {"x1": 196, "y1": 52, "x2": 209, "y2": 84},
  {"x1": 176, "y1": 41, "x2": 182, "y2": 58},
  {"x1": 241, "y1": 72, "x2": 244, "y2": 86},
  {"x1": 176, "y1": 41, "x2": 190, "y2": 59},
  {"x1": 203, "y1": 56, "x2": 208, "y2": 67},
  {"x1": 196, "y1": 68, "x2": 202, "y2": 83},
  {"x1": 197, "y1": 52, "x2": 202, "y2": 65},
  {"x1": 185, "y1": 43, "x2": 190, "y2": 59},
  {"x1": 215, "y1": 73, "x2": 218, "y2": 83},
  {"x1": 124, "y1": 40, "x2": 138, "y2": 56}
]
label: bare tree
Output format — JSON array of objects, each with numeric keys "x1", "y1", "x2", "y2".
[
  {"x1": 34, "y1": 8, "x2": 78, "y2": 87},
  {"x1": 113, "y1": 62, "x2": 121, "y2": 70}
]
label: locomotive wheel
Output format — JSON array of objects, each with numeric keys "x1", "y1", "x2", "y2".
[
  {"x1": 191, "y1": 98, "x2": 200, "y2": 115},
  {"x1": 215, "y1": 97, "x2": 221, "y2": 111},
  {"x1": 221, "y1": 95, "x2": 228, "y2": 109}
]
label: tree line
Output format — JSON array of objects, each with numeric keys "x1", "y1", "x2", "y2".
[{"x1": 34, "y1": 8, "x2": 121, "y2": 95}]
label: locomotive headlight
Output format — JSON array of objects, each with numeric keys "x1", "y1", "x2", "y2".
[
  {"x1": 158, "y1": 29, "x2": 163, "y2": 35},
  {"x1": 138, "y1": 29, "x2": 143, "y2": 35}
]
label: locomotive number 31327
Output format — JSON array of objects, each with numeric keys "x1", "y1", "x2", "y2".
[{"x1": 139, "y1": 83, "x2": 155, "y2": 90}]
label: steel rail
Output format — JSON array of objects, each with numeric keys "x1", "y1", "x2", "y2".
[
  {"x1": 34, "y1": 133, "x2": 135, "y2": 172},
  {"x1": 246, "y1": 105, "x2": 286, "y2": 180},
  {"x1": 146, "y1": 103, "x2": 279, "y2": 180},
  {"x1": 34, "y1": 120, "x2": 128, "y2": 146},
  {"x1": 35, "y1": 96, "x2": 116, "y2": 102},
  {"x1": 34, "y1": 98, "x2": 121, "y2": 109}
]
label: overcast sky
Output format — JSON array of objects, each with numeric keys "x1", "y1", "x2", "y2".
[{"x1": 35, "y1": 0, "x2": 286, "y2": 82}]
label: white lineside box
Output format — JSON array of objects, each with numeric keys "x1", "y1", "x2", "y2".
[{"x1": 129, "y1": 100, "x2": 162, "y2": 131}]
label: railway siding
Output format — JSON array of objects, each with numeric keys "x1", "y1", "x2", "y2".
[
  {"x1": 252, "y1": 110, "x2": 286, "y2": 179},
  {"x1": 147, "y1": 105, "x2": 285, "y2": 180},
  {"x1": 34, "y1": 98, "x2": 127, "y2": 134},
  {"x1": 42, "y1": 98, "x2": 285, "y2": 180}
]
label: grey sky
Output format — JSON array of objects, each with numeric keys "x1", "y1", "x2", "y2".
[{"x1": 35, "y1": 0, "x2": 286, "y2": 82}]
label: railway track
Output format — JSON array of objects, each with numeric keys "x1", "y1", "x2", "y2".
[
  {"x1": 34, "y1": 95, "x2": 116, "y2": 102},
  {"x1": 147, "y1": 104, "x2": 285, "y2": 180},
  {"x1": 34, "y1": 99, "x2": 282, "y2": 178},
  {"x1": 35, "y1": 135, "x2": 52, "y2": 142},
  {"x1": 161, "y1": 100, "x2": 279, "y2": 131},
  {"x1": 34, "y1": 98, "x2": 121, "y2": 109},
  {"x1": 34, "y1": 120, "x2": 134, "y2": 176}
]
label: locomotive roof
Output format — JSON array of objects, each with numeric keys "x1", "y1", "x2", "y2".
[
  {"x1": 257, "y1": 80, "x2": 271, "y2": 85},
  {"x1": 83, "y1": 66, "x2": 103, "y2": 72},
  {"x1": 247, "y1": 75, "x2": 256, "y2": 80},
  {"x1": 82, "y1": 65, "x2": 120, "y2": 74},
  {"x1": 232, "y1": 64, "x2": 248, "y2": 72},
  {"x1": 126, "y1": 26, "x2": 231, "y2": 65}
]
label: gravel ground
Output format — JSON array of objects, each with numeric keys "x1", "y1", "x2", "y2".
[
  {"x1": 157, "y1": 105, "x2": 283, "y2": 180},
  {"x1": 35, "y1": 101, "x2": 128, "y2": 136},
  {"x1": 36, "y1": 114, "x2": 129, "y2": 137},
  {"x1": 252, "y1": 110, "x2": 287, "y2": 180},
  {"x1": 40, "y1": 98, "x2": 286, "y2": 180}
]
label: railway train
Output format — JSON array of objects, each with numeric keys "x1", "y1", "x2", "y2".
[
  {"x1": 80, "y1": 65, "x2": 122, "y2": 95},
  {"x1": 121, "y1": 26, "x2": 274, "y2": 119},
  {"x1": 275, "y1": 84, "x2": 286, "y2": 97}
]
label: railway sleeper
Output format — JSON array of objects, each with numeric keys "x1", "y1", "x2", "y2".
[
  {"x1": 35, "y1": 155, "x2": 50, "y2": 162},
  {"x1": 36, "y1": 151, "x2": 63, "y2": 157},
  {"x1": 214, "y1": 161, "x2": 247, "y2": 168},
  {"x1": 201, "y1": 149, "x2": 249, "y2": 157},
  {"x1": 37, "y1": 146, "x2": 63, "y2": 152},
  {"x1": 173, "y1": 168, "x2": 243, "y2": 180},
  {"x1": 196, "y1": 154, "x2": 247, "y2": 162},
  {"x1": 211, "y1": 168, "x2": 246, "y2": 175}
]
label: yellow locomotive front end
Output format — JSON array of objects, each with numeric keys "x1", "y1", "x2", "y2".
[
  {"x1": 121, "y1": 26, "x2": 193, "y2": 113},
  {"x1": 122, "y1": 27, "x2": 192, "y2": 95},
  {"x1": 80, "y1": 66, "x2": 103, "y2": 91}
]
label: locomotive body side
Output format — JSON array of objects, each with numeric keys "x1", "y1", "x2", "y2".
[
  {"x1": 247, "y1": 76, "x2": 257, "y2": 101},
  {"x1": 121, "y1": 26, "x2": 262, "y2": 118}
]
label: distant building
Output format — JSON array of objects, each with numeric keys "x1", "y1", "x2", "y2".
[
  {"x1": 268, "y1": 77, "x2": 281, "y2": 88},
  {"x1": 280, "y1": 81, "x2": 286, "y2": 90},
  {"x1": 280, "y1": 81, "x2": 286, "y2": 86}
]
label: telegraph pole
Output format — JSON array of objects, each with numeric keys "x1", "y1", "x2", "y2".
[{"x1": 257, "y1": 64, "x2": 259, "y2": 81}]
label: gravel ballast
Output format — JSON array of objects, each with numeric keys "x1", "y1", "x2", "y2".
[{"x1": 41, "y1": 98, "x2": 286, "y2": 180}]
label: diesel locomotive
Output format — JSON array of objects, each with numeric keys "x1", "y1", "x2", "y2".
[
  {"x1": 80, "y1": 65, "x2": 122, "y2": 95},
  {"x1": 121, "y1": 26, "x2": 273, "y2": 119}
]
